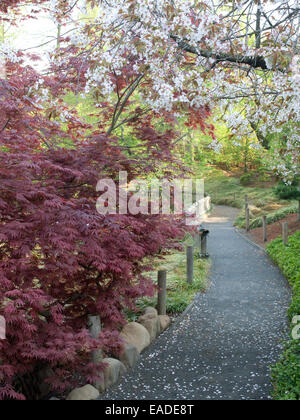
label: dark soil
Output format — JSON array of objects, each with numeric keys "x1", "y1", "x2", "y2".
[{"x1": 245, "y1": 213, "x2": 300, "y2": 248}]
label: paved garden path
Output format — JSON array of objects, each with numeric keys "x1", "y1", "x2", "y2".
[{"x1": 102, "y1": 206, "x2": 291, "y2": 400}]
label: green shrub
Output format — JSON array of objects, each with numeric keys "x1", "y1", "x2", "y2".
[
  {"x1": 267, "y1": 232, "x2": 300, "y2": 400},
  {"x1": 271, "y1": 340, "x2": 300, "y2": 400},
  {"x1": 255, "y1": 199, "x2": 267, "y2": 208},
  {"x1": 275, "y1": 180, "x2": 300, "y2": 201},
  {"x1": 240, "y1": 173, "x2": 253, "y2": 186},
  {"x1": 198, "y1": 166, "x2": 284, "y2": 211},
  {"x1": 257, "y1": 173, "x2": 272, "y2": 183}
]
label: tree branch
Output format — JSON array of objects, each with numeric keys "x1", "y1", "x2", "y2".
[
  {"x1": 255, "y1": 0, "x2": 262, "y2": 50},
  {"x1": 106, "y1": 74, "x2": 144, "y2": 135},
  {"x1": 171, "y1": 35, "x2": 269, "y2": 70},
  {"x1": 0, "y1": 119, "x2": 10, "y2": 133}
]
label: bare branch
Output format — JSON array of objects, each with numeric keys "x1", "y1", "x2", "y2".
[{"x1": 171, "y1": 35, "x2": 269, "y2": 70}]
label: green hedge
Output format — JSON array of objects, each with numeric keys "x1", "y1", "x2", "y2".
[
  {"x1": 236, "y1": 204, "x2": 298, "y2": 230},
  {"x1": 267, "y1": 231, "x2": 300, "y2": 400}
]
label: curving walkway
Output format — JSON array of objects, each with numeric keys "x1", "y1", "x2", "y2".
[{"x1": 101, "y1": 206, "x2": 291, "y2": 401}]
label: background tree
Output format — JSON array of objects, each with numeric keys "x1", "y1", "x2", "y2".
[
  {"x1": 0, "y1": 0, "x2": 299, "y2": 399},
  {"x1": 53, "y1": 0, "x2": 298, "y2": 181},
  {"x1": 0, "y1": 36, "x2": 190, "y2": 400}
]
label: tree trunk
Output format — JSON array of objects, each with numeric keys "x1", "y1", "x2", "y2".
[
  {"x1": 88, "y1": 315, "x2": 102, "y2": 364},
  {"x1": 255, "y1": 1, "x2": 262, "y2": 50}
]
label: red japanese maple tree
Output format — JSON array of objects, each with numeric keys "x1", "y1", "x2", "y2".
[
  {"x1": 0, "y1": 0, "x2": 216, "y2": 399},
  {"x1": 0, "y1": 56, "x2": 198, "y2": 399}
]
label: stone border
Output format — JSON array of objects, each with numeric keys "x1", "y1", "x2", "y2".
[
  {"x1": 66, "y1": 292, "x2": 212, "y2": 401},
  {"x1": 66, "y1": 307, "x2": 172, "y2": 400},
  {"x1": 65, "y1": 199, "x2": 213, "y2": 401}
]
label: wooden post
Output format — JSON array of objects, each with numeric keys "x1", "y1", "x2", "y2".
[
  {"x1": 157, "y1": 270, "x2": 167, "y2": 316},
  {"x1": 245, "y1": 195, "x2": 248, "y2": 210},
  {"x1": 282, "y1": 222, "x2": 289, "y2": 246},
  {"x1": 201, "y1": 235, "x2": 208, "y2": 257},
  {"x1": 245, "y1": 195, "x2": 250, "y2": 232},
  {"x1": 262, "y1": 216, "x2": 267, "y2": 242},
  {"x1": 246, "y1": 207, "x2": 250, "y2": 232},
  {"x1": 88, "y1": 315, "x2": 102, "y2": 364},
  {"x1": 233, "y1": 193, "x2": 236, "y2": 201},
  {"x1": 194, "y1": 233, "x2": 201, "y2": 253},
  {"x1": 186, "y1": 246, "x2": 194, "y2": 284}
]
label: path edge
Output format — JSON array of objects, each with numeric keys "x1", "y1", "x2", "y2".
[{"x1": 234, "y1": 228, "x2": 267, "y2": 253}]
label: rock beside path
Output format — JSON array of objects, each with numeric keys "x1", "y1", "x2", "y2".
[
  {"x1": 120, "y1": 322, "x2": 151, "y2": 353},
  {"x1": 102, "y1": 358, "x2": 127, "y2": 390},
  {"x1": 137, "y1": 313, "x2": 161, "y2": 342},
  {"x1": 119, "y1": 344, "x2": 140, "y2": 369},
  {"x1": 158, "y1": 315, "x2": 171, "y2": 332},
  {"x1": 67, "y1": 385, "x2": 99, "y2": 401},
  {"x1": 144, "y1": 307, "x2": 158, "y2": 317}
]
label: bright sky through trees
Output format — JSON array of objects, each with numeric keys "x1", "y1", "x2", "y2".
[
  {"x1": 6, "y1": 1, "x2": 85, "y2": 69},
  {"x1": 1, "y1": 0, "x2": 299, "y2": 177}
]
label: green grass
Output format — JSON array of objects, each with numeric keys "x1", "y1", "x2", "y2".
[
  {"x1": 267, "y1": 231, "x2": 300, "y2": 400},
  {"x1": 127, "y1": 241, "x2": 211, "y2": 320},
  {"x1": 235, "y1": 204, "x2": 298, "y2": 230},
  {"x1": 194, "y1": 166, "x2": 296, "y2": 229},
  {"x1": 199, "y1": 167, "x2": 289, "y2": 208}
]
